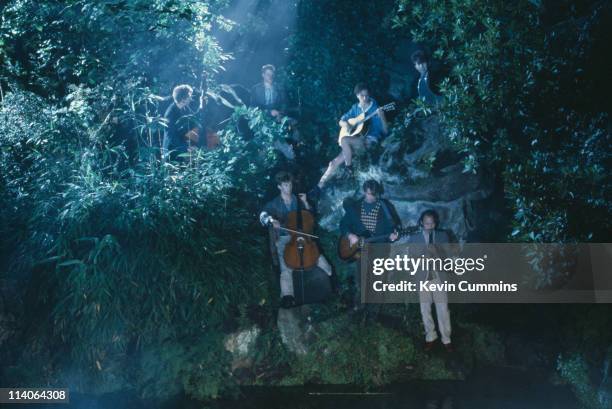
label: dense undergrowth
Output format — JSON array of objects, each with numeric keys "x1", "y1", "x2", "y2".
[{"x1": 0, "y1": 0, "x2": 610, "y2": 407}]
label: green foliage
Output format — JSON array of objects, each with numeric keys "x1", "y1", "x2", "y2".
[
  {"x1": 554, "y1": 306, "x2": 612, "y2": 409},
  {"x1": 558, "y1": 354, "x2": 602, "y2": 409},
  {"x1": 394, "y1": 0, "x2": 611, "y2": 242},
  {"x1": 284, "y1": 0, "x2": 399, "y2": 170},
  {"x1": 138, "y1": 334, "x2": 232, "y2": 400},
  {"x1": 0, "y1": 0, "x2": 296, "y2": 398},
  {"x1": 0, "y1": 0, "x2": 315, "y2": 396},
  {"x1": 1, "y1": 0, "x2": 230, "y2": 96},
  {"x1": 0, "y1": 85, "x2": 289, "y2": 398},
  {"x1": 288, "y1": 315, "x2": 416, "y2": 385},
  {"x1": 457, "y1": 322, "x2": 505, "y2": 367},
  {"x1": 1, "y1": 0, "x2": 610, "y2": 403}
]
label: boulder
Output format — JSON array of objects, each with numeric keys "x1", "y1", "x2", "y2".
[
  {"x1": 318, "y1": 166, "x2": 492, "y2": 241},
  {"x1": 224, "y1": 325, "x2": 260, "y2": 372},
  {"x1": 317, "y1": 112, "x2": 493, "y2": 241},
  {"x1": 276, "y1": 306, "x2": 311, "y2": 356}
]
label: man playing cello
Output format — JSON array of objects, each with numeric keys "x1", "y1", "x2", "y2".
[
  {"x1": 259, "y1": 171, "x2": 332, "y2": 307},
  {"x1": 161, "y1": 84, "x2": 207, "y2": 161}
]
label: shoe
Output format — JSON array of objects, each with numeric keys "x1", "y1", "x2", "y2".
[
  {"x1": 443, "y1": 342, "x2": 454, "y2": 353},
  {"x1": 343, "y1": 165, "x2": 354, "y2": 179},
  {"x1": 424, "y1": 340, "x2": 436, "y2": 352},
  {"x1": 280, "y1": 295, "x2": 296, "y2": 309}
]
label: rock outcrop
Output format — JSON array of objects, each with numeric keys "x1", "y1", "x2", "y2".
[{"x1": 318, "y1": 115, "x2": 494, "y2": 241}]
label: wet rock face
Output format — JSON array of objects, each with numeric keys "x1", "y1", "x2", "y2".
[
  {"x1": 224, "y1": 325, "x2": 260, "y2": 372},
  {"x1": 223, "y1": 315, "x2": 319, "y2": 381},
  {"x1": 317, "y1": 115, "x2": 493, "y2": 241},
  {"x1": 276, "y1": 306, "x2": 314, "y2": 356}
]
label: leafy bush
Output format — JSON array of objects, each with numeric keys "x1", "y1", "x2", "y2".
[
  {"x1": 393, "y1": 0, "x2": 611, "y2": 243},
  {"x1": 558, "y1": 354, "x2": 601, "y2": 409},
  {"x1": 284, "y1": 0, "x2": 399, "y2": 175},
  {"x1": 0, "y1": 85, "x2": 290, "y2": 398}
]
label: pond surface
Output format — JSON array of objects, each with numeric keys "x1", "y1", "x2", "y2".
[{"x1": 16, "y1": 368, "x2": 579, "y2": 409}]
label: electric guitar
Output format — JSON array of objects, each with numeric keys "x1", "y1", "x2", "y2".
[
  {"x1": 337, "y1": 102, "x2": 396, "y2": 145},
  {"x1": 337, "y1": 226, "x2": 417, "y2": 262}
]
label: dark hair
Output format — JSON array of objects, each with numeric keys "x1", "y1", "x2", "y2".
[
  {"x1": 411, "y1": 50, "x2": 428, "y2": 65},
  {"x1": 172, "y1": 84, "x2": 193, "y2": 104},
  {"x1": 275, "y1": 171, "x2": 293, "y2": 185},
  {"x1": 353, "y1": 83, "x2": 369, "y2": 95},
  {"x1": 261, "y1": 64, "x2": 276, "y2": 75},
  {"x1": 418, "y1": 209, "x2": 440, "y2": 227},
  {"x1": 362, "y1": 179, "x2": 384, "y2": 196}
]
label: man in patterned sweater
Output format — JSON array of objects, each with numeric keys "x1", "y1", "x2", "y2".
[{"x1": 339, "y1": 179, "x2": 401, "y2": 308}]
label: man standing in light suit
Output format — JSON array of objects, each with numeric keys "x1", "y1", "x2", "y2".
[{"x1": 407, "y1": 209, "x2": 453, "y2": 352}]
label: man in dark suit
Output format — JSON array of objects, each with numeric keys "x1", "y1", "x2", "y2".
[
  {"x1": 411, "y1": 50, "x2": 443, "y2": 106},
  {"x1": 250, "y1": 64, "x2": 287, "y2": 118},
  {"x1": 250, "y1": 64, "x2": 298, "y2": 160},
  {"x1": 161, "y1": 84, "x2": 206, "y2": 161},
  {"x1": 340, "y1": 180, "x2": 401, "y2": 308},
  {"x1": 407, "y1": 209, "x2": 453, "y2": 352}
]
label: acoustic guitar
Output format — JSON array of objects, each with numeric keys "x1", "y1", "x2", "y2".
[
  {"x1": 337, "y1": 102, "x2": 395, "y2": 145},
  {"x1": 337, "y1": 226, "x2": 416, "y2": 262}
]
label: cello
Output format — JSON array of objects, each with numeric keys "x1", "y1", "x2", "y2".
[
  {"x1": 184, "y1": 72, "x2": 221, "y2": 150},
  {"x1": 283, "y1": 197, "x2": 320, "y2": 271}
]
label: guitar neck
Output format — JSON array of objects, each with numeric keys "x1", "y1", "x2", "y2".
[
  {"x1": 354, "y1": 104, "x2": 394, "y2": 124},
  {"x1": 364, "y1": 105, "x2": 388, "y2": 121},
  {"x1": 364, "y1": 227, "x2": 411, "y2": 243}
]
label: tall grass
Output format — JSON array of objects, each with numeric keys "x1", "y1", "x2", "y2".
[{"x1": 1, "y1": 89, "x2": 288, "y2": 398}]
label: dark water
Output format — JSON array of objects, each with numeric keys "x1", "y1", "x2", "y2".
[{"x1": 14, "y1": 369, "x2": 579, "y2": 409}]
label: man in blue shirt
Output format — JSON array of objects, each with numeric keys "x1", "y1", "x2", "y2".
[{"x1": 318, "y1": 83, "x2": 388, "y2": 188}]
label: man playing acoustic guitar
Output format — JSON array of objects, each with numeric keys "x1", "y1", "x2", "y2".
[{"x1": 318, "y1": 83, "x2": 390, "y2": 188}]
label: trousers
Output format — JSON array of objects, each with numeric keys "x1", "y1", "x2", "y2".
[{"x1": 419, "y1": 276, "x2": 452, "y2": 344}]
